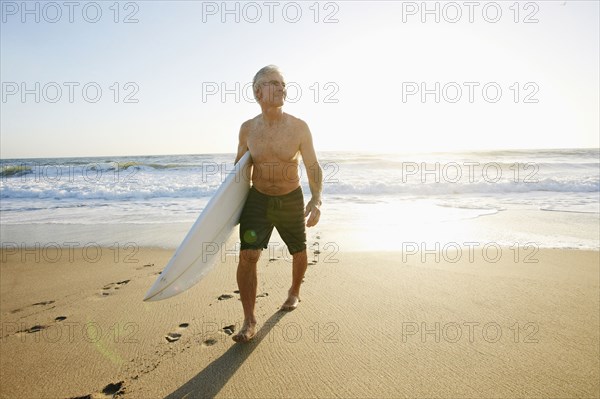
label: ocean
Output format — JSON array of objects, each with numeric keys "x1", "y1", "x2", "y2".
[{"x1": 1, "y1": 149, "x2": 598, "y2": 252}]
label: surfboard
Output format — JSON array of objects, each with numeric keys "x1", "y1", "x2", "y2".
[{"x1": 143, "y1": 152, "x2": 252, "y2": 302}]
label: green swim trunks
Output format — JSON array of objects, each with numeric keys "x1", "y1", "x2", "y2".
[{"x1": 239, "y1": 186, "x2": 307, "y2": 255}]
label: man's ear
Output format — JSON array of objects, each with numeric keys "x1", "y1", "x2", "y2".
[{"x1": 255, "y1": 86, "x2": 262, "y2": 101}]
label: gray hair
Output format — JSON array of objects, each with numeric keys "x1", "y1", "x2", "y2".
[{"x1": 252, "y1": 65, "x2": 283, "y2": 100}]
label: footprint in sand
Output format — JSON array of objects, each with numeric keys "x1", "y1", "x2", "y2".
[
  {"x1": 8, "y1": 325, "x2": 42, "y2": 338},
  {"x1": 222, "y1": 325, "x2": 236, "y2": 336},
  {"x1": 102, "y1": 280, "x2": 130, "y2": 290},
  {"x1": 217, "y1": 294, "x2": 234, "y2": 300},
  {"x1": 70, "y1": 381, "x2": 124, "y2": 399},
  {"x1": 24, "y1": 325, "x2": 45, "y2": 333},
  {"x1": 9, "y1": 316, "x2": 67, "y2": 338},
  {"x1": 101, "y1": 382, "x2": 124, "y2": 396},
  {"x1": 136, "y1": 263, "x2": 155, "y2": 270},
  {"x1": 202, "y1": 338, "x2": 217, "y2": 347},
  {"x1": 165, "y1": 332, "x2": 181, "y2": 343},
  {"x1": 33, "y1": 300, "x2": 55, "y2": 306},
  {"x1": 99, "y1": 280, "x2": 130, "y2": 297},
  {"x1": 10, "y1": 300, "x2": 56, "y2": 314},
  {"x1": 165, "y1": 323, "x2": 189, "y2": 343}
]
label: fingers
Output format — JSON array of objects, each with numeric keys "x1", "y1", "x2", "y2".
[
  {"x1": 305, "y1": 205, "x2": 321, "y2": 227},
  {"x1": 305, "y1": 203, "x2": 313, "y2": 217}
]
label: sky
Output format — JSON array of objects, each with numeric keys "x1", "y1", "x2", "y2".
[{"x1": 1, "y1": 0, "x2": 599, "y2": 158}]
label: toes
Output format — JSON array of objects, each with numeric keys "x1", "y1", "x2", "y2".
[
  {"x1": 232, "y1": 332, "x2": 244, "y2": 342},
  {"x1": 232, "y1": 325, "x2": 256, "y2": 343},
  {"x1": 281, "y1": 296, "x2": 300, "y2": 311},
  {"x1": 232, "y1": 332, "x2": 249, "y2": 343}
]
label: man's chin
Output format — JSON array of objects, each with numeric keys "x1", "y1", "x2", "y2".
[{"x1": 261, "y1": 97, "x2": 285, "y2": 107}]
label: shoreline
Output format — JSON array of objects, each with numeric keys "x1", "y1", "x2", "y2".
[
  {"x1": 2, "y1": 204, "x2": 599, "y2": 252},
  {"x1": 1, "y1": 246, "x2": 598, "y2": 398}
]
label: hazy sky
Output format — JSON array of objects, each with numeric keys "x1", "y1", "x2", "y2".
[{"x1": 1, "y1": 0, "x2": 598, "y2": 158}]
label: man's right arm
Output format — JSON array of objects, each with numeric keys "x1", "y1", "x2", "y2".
[{"x1": 235, "y1": 122, "x2": 249, "y2": 164}]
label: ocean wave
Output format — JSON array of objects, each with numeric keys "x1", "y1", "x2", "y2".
[
  {"x1": 0, "y1": 185, "x2": 217, "y2": 200},
  {"x1": 0, "y1": 165, "x2": 33, "y2": 178},
  {"x1": 99, "y1": 162, "x2": 193, "y2": 171},
  {"x1": 1, "y1": 177, "x2": 596, "y2": 201},
  {"x1": 540, "y1": 206, "x2": 599, "y2": 214},
  {"x1": 1, "y1": 150, "x2": 598, "y2": 201}
]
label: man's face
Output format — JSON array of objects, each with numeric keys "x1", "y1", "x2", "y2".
[{"x1": 257, "y1": 71, "x2": 286, "y2": 107}]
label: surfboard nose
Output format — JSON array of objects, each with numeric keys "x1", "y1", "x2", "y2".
[
  {"x1": 143, "y1": 274, "x2": 169, "y2": 301},
  {"x1": 143, "y1": 286, "x2": 160, "y2": 301},
  {"x1": 142, "y1": 293, "x2": 154, "y2": 301}
]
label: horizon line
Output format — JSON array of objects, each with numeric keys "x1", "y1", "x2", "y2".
[{"x1": 1, "y1": 146, "x2": 599, "y2": 161}]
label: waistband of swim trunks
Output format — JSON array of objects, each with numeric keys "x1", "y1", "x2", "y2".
[{"x1": 250, "y1": 185, "x2": 303, "y2": 199}]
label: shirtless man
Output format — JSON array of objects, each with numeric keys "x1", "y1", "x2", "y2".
[{"x1": 232, "y1": 65, "x2": 323, "y2": 343}]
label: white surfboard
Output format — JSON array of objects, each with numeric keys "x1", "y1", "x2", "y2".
[{"x1": 143, "y1": 152, "x2": 251, "y2": 302}]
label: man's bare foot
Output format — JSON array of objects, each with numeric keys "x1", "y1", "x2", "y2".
[
  {"x1": 280, "y1": 293, "x2": 300, "y2": 311},
  {"x1": 232, "y1": 320, "x2": 257, "y2": 343}
]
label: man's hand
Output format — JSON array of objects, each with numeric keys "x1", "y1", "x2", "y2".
[{"x1": 304, "y1": 199, "x2": 321, "y2": 227}]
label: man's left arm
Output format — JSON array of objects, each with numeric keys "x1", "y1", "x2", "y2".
[{"x1": 299, "y1": 122, "x2": 323, "y2": 227}]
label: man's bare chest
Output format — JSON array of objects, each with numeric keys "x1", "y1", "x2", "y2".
[{"x1": 247, "y1": 127, "x2": 301, "y2": 162}]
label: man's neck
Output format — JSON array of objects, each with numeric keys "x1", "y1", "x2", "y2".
[{"x1": 260, "y1": 106, "x2": 284, "y2": 126}]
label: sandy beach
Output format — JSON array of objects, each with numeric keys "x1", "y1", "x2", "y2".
[{"x1": 1, "y1": 241, "x2": 598, "y2": 398}]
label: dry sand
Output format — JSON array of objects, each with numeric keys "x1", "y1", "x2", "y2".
[{"x1": 1, "y1": 244, "x2": 598, "y2": 398}]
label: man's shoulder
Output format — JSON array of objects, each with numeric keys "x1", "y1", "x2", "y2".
[
  {"x1": 240, "y1": 115, "x2": 261, "y2": 131},
  {"x1": 284, "y1": 113, "x2": 309, "y2": 130}
]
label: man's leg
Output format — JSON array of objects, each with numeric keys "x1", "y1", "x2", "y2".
[
  {"x1": 281, "y1": 249, "x2": 308, "y2": 311},
  {"x1": 233, "y1": 249, "x2": 261, "y2": 342}
]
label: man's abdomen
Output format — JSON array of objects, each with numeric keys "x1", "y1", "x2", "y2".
[{"x1": 251, "y1": 162, "x2": 301, "y2": 196}]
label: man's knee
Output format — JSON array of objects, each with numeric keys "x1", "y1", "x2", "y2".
[{"x1": 240, "y1": 249, "x2": 262, "y2": 264}]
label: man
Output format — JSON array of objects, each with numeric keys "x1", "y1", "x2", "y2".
[{"x1": 232, "y1": 65, "x2": 323, "y2": 343}]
